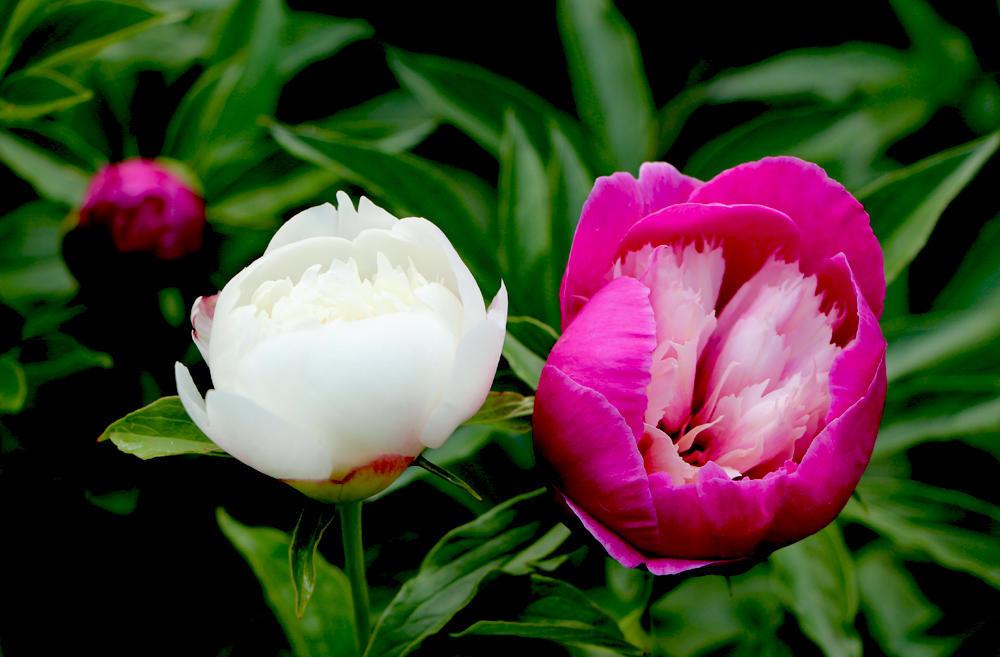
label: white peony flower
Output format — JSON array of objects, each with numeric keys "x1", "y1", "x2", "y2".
[{"x1": 175, "y1": 193, "x2": 507, "y2": 502}]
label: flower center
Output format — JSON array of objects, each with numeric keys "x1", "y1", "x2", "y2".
[
  {"x1": 247, "y1": 253, "x2": 464, "y2": 339},
  {"x1": 611, "y1": 244, "x2": 843, "y2": 483}
]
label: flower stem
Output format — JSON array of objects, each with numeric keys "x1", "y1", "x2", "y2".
[{"x1": 340, "y1": 500, "x2": 370, "y2": 653}]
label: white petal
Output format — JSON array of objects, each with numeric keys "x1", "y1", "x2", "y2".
[
  {"x1": 175, "y1": 362, "x2": 210, "y2": 434},
  {"x1": 335, "y1": 192, "x2": 398, "y2": 239},
  {"x1": 420, "y1": 282, "x2": 507, "y2": 448},
  {"x1": 357, "y1": 196, "x2": 398, "y2": 231},
  {"x1": 391, "y1": 217, "x2": 488, "y2": 332},
  {"x1": 205, "y1": 389, "x2": 335, "y2": 480},
  {"x1": 231, "y1": 311, "x2": 457, "y2": 471},
  {"x1": 265, "y1": 203, "x2": 338, "y2": 254}
]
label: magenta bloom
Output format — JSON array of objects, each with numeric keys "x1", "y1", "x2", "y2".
[
  {"x1": 533, "y1": 157, "x2": 887, "y2": 574},
  {"x1": 79, "y1": 159, "x2": 205, "y2": 260}
]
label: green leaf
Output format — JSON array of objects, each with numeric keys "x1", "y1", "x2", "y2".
[
  {"x1": 934, "y1": 213, "x2": 1000, "y2": 311},
  {"x1": 499, "y1": 112, "x2": 552, "y2": 319},
  {"x1": 686, "y1": 100, "x2": 930, "y2": 188},
  {"x1": 363, "y1": 489, "x2": 550, "y2": 657},
  {"x1": 0, "y1": 201, "x2": 77, "y2": 310},
  {"x1": 841, "y1": 477, "x2": 1000, "y2": 588},
  {"x1": 388, "y1": 49, "x2": 596, "y2": 167},
  {"x1": 889, "y1": 0, "x2": 978, "y2": 104},
  {"x1": 414, "y1": 454, "x2": 483, "y2": 502},
  {"x1": 20, "y1": 332, "x2": 111, "y2": 387},
  {"x1": 464, "y1": 391, "x2": 533, "y2": 434},
  {"x1": 547, "y1": 121, "x2": 592, "y2": 283},
  {"x1": 98, "y1": 396, "x2": 225, "y2": 459},
  {"x1": 453, "y1": 575, "x2": 639, "y2": 655},
  {"x1": 0, "y1": 0, "x2": 49, "y2": 78},
  {"x1": 269, "y1": 121, "x2": 498, "y2": 282},
  {"x1": 502, "y1": 331, "x2": 545, "y2": 391},
  {"x1": 875, "y1": 396, "x2": 1000, "y2": 459},
  {"x1": 857, "y1": 544, "x2": 959, "y2": 657},
  {"x1": 886, "y1": 304, "x2": 1000, "y2": 382},
  {"x1": 771, "y1": 524, "x2": 861, "y2": 657},
  {"x1": 507, "y1": 316, "x2": 559, "y2": 357},
  {"x1": 218, "y1": 509, "x2": 358, "y2": 657},
  {"x1": 501, "y1": 525, "x2": 572, "y2": 577},
  {"x1": 20, "y1": 1, "x2": 182, "y2": 74},
  {"x1": 0, "y1": 130, "x2": 89, "y2": 205},
  {"x1": 165, "y1": 0, "x2": 284, "y2": 175},
  {"x1": 859, "y1": 133, "x2": 999, "y2": 285},
  {"x1": 0, "y1": 354, "x2": 27, "y2": 414},
  {"x1": 703, "y1": 45, "x2": 907, "y2": 104},
  {"x1": 84, "y1": 487, "x2": 140, "y2": 515},
  {"x1": 278, "y1": 12, "x2": 371, "y2": 78},
  {"x1": 650, "y1": 569, "x2": 787, "y2": 657},
  {"x1": 290, "y1": 504, "x2": 337, "y2": 618},
  {"x1": 313, "y1": 90, "x2": 438, "y2": 154},
  {"x1": 557, "y1": 0, "x2": 655, "y2": 171},
  {"x1": 0, "y1": 68, "x2": 92, "y2": 121}
]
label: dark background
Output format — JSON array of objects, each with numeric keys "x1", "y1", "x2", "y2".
[{"x1": 1, "y1": 2, "x2": 998, "y2": 655}]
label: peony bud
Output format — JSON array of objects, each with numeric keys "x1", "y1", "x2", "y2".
[
  {"x1": 78, "y1": 158, "x2": 205, "y2": 260},
  {"x1": 533, "y1": 157, "x2": 887, "y2": 574},
  {"x1": 175, "y1": 194, "x2": 507, "y2": 502}
]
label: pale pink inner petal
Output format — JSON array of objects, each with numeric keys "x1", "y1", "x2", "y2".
[
  {"x1": 613, "y1": 244, "x2": 724, "y2": 433},
  {"x1": 610, "y1": 249, "x2": 842, "y2": 484}
]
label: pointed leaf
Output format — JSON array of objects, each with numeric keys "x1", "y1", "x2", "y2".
[
  {"x1": 453, "y1": 575, "x2": 639, "y2": 655},
  {"x1": 771, "y1": 525, "x2": 861, "y2": 657},
  {"x1": 290, "y1": 504, "x2": 337, "y2": 618},
  {"x1": 860, "y1": 133, "x2": 999, "y2": 284},
  {"x1": 0, "y1": 130, "x2": 89, "y2": 206},
  {"x1": 857, "y1": 544, "x2": 959, "y2": 657},
  {"x1": 98, "y1": 396, "x2": 225, "y2": 459},
  {"x1": 363, "y1": 489, "x2": 551, "y2": 657},
  {"x1": 387, "y1": 49, "x2": 596, "y2": 167},
  {"x1": 841, "y1": 477, "x2": 1000, "y2": 588},
  {"x1": 218, "y1": 510, "x2": 357, "y2": 657},
  {"x1": 414, "y1": 454, "x2": 482, "y2": 502},
  {"x1": 464, "y1": 391, "x2": 534, "y2": 434},
  {"x1": 557, "y1": 0, "x2": 655, "y2": 170}
]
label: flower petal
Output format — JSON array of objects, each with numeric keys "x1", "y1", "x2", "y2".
[
  {"x1": 231, "y1": 310, "x2": 457, "y2": 472},
  {"x1": 175, "y1": 362, "x2": 209, "y2": 434},
  {"x1": 560, "y1": 491, "x2": 728, "y2": 575},
  {"x1": 547, "y1": 276, "x2": 656, "y2": 440},
  {"x1": 265, "y1": 202, "x2": 338, "y2": 254},
  {"x1": 617, "y1": 202, "x2": 802, "y2": 307},
  {"x1": 534, "y1": 365, "x2": 660, "y2": 549},
  {"x1": 205, "y1": 389, "x2": 335, "y2": 480},
  {"x1": 420, "y1": 283, "x2": 508, "y2": 448},
  {"x1": 561, "y1": 164, "x2": 700, "y2": 327},
  {"x1": 690, "y1": 156, "x2": 885, "y2": 316}
]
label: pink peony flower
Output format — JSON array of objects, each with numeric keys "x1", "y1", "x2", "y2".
[
  {"x1": 79, "y1": 158, "x2": 205, "y2": 260},
  {"x1": 533, "y1": 157, "x2": 887, "y2": 574}
]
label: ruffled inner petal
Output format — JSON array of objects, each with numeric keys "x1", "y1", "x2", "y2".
[{"x1": 611, "y1": 246, "x2": 844, "y2": 483}]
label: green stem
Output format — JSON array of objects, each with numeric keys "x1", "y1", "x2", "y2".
[{"x1": 340, "y1": 500, "x2": 370, "y2": 653}]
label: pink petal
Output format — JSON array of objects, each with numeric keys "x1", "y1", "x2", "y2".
[
  {"x1": 770, "y1": 354, "x2": 886, "y2": 544},
  {"x1": 560, "y1": 164, "x2": 700, "y2": 327},
  {"x1": 690, "y1": 156, "x2": 885, "y2": 317},
  {"x1": 534, "y1": 365, "x2": 660, "y2": 549},
  {"x1": 546, "y1": 276, "x2": 657, "y2": 441},
  {"x1": 560, "y1": 491, "x2": 733, "y2": 575},
  {"x1": 647, "y1": 464, "x2": 788, "y2": 558},
  {"x1": 617, "y1": 203, "x2": 802, "y2": 307}
]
